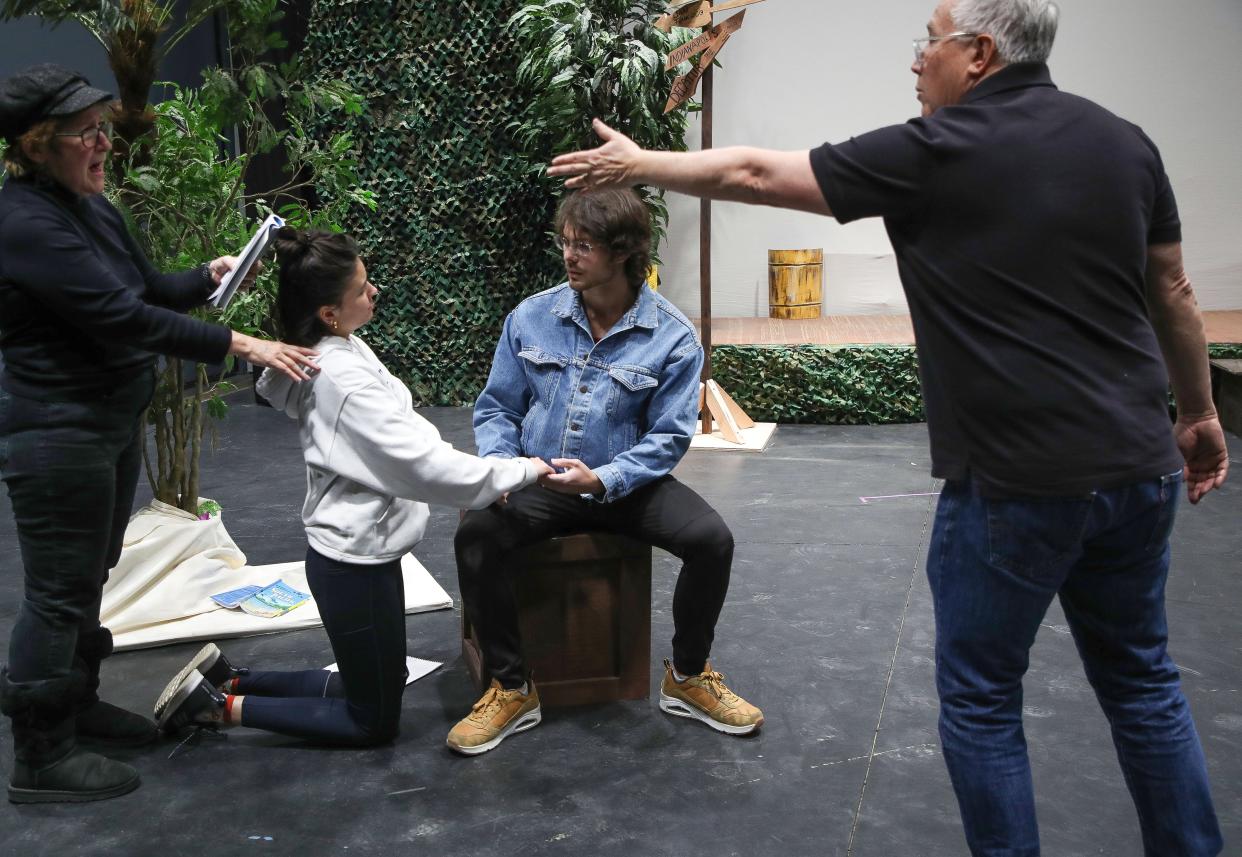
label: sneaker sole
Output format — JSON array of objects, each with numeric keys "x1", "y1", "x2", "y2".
[
  {"x1": 446, "y1": 707, "x2": 542, "y2": 756},
  {"x1": 156, "y1": 671, "x2": 206, "y2": 733},
  {"x1": 154, "y1": 644, "x2": 221, "y2": 721},
  {"x1": 8, "y1": 774, "x2": 140, "y2": 804},
  {"x1": 659, "y1": 690, "x2": 763, "y2": 736}
]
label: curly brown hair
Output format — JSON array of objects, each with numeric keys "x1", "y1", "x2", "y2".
[
  {"x1": 554, "y1": 188, "x2": 652, "y2": 290},
  {"x1": 2, "y1": 100, "x2": 119, "y2": 179},
  {"x1": 2, "y1": 117, "x2": 57, "y2": 178}
]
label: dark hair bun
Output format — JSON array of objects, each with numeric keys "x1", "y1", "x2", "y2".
[{"x1": 273, "y1": 226, "x2": 311, "y2": 265}]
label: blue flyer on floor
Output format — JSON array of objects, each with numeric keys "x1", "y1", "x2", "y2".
[
  {"x1": 238, "y1": 580, "x2": 311, "y2": 618},
  {"x1": 210, "y1": 584, "x2": 262, "y2": 609},
  {"x1": 209, "y1": 581, "x2": 311, "y2": 617}
]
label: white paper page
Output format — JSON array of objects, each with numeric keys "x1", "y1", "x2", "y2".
[
  {"x1": 209, "y1": 213, "x2": 285, "y2": 308},
  {"x1": 324, "y1": 656, "x2": 441, "y2": 686}
]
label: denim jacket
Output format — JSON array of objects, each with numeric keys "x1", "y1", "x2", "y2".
[{"x1": 474, "y1": 282, "x2": 703, "y2": 502}]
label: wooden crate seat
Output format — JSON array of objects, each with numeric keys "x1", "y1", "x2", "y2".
[{"x1": 461, "y1": 531, "x2": 652, "y2": 707}]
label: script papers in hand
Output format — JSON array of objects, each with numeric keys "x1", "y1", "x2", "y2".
[{"x1": 209, "y1": 213, "x2": 285, "y2": 309}]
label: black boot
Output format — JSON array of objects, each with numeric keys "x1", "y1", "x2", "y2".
[
  {"x1": 76, "y1": 700, "x2": 159, "y2": 747},
  {"x1": 73, "y1": 628, "x2": 158, "y2": 747},
  {"x1": 2, "y1": 669, "x2": 140, "y2": 804},
  {"x1": 155, "y1": 643, "x2": 246, "y2": 721}
]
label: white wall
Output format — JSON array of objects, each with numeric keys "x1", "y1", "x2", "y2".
[{"x1": 657, "y1": 0, "x2": 1242, "y2": 317}]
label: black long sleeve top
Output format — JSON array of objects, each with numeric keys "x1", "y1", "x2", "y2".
[{"x1": 0, "y1": 175, "x2": 232, "y2": 400}]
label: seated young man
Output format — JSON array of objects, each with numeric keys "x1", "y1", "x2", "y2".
[{"x1": 448, "y1": 187, "x2": 762, "y2": 755}]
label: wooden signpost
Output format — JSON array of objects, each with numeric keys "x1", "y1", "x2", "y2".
[
  {"x1": 663, "y1": 10, "x2": 746, "y2": 115},
  {"x1": 656, "y1": 0, "x2": 766, "y2": 443}
]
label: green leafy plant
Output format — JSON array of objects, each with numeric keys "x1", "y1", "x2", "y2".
[
  {"x1": 1, "y1": 0, "x2": 236, "y2": 180},
  {"x1": 507, "y1": 0, "x2": 703, "y2": 256},
  {"x1": 121, "y1": 5, "x2": 374, "y2": 512},
  {"x1": 117, "y1": 78, "x2": 372, "y2": 513}
]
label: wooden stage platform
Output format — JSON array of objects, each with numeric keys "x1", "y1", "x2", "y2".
[{"x1": 695, "y1": 310, "x2": 1242, "y2": 346}]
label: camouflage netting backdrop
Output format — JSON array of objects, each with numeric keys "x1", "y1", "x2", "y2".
[
  {"x1": 306, "y1": 2, "x2": 1236, "y2": 423},
  {"x1": 306, "y1": 0, "x2": 561, "y2": 405}
]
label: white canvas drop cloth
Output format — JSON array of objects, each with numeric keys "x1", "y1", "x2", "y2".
[{"x1": 100, "y1": 500, "x2": 452, "y2": 652}]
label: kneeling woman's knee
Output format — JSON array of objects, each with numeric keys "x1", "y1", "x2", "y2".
[
  {"x1": 355, "y1": 723, "x2": 399, "y2": 747},
  {"x1": 348, "y1": 709, "x2": 400, "y2": 747}
]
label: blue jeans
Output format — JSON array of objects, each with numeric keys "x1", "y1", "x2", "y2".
[
  {"x1": 235, "y1": 548, "x2": 406, "y2": 746},
  {"x1": 928, "y1": 475, "x2": 1221, "y2": 857}
]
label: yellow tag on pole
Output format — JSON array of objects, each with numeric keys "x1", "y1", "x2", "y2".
[{"x1": 663, "y1": 10, "x2": 746, "y2": 113}]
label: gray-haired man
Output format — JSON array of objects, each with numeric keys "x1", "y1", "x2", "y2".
[{"x1": 549, "y1": 1, "x2": 1226, "y2": 854}]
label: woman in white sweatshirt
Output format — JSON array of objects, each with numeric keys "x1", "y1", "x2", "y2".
[{"x1": 153, "y1": 228, "x2": 549, "y2": 745}]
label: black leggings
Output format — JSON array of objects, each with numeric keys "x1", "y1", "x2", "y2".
[{"x1": 235, "y1": 548, "x2": 406, "y2": 746}]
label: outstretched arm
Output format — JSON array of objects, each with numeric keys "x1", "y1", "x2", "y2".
[
  {"x1": 1145, "y1": 241, "x2": 1229, "y2": 503},
  {"x1": 548, "y1": 118, "x2": 831, "y2": 216}
]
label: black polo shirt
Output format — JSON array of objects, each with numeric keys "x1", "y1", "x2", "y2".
[{"x1": 810, "y1": 63, "x2": 1183, "y2": 496}]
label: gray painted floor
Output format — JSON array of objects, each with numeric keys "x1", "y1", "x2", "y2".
[{"x1": 1, "y1": 402, "x2": 1238, "y2": 857}]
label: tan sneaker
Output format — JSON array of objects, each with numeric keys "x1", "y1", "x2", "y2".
[
  {"x1": 659, "y1": 659, "x2": 763, "y2": 735},
  {"x1": 446, "y1": 679, "x2": 542, "y2": 755}
]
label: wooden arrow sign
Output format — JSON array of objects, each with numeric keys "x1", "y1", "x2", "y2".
[
  {"x1": 663, "y1": 10, "x2": 745, "y2": 113},
  {"x1": 656, "y1": 0, "x2": 711, "y2": 31},
  {"x1": 654, "y1": 0, "x2": 766, "y2": 33},
  {"x1": 665, "y1": 26, "x2": 717, "y2": 70}
]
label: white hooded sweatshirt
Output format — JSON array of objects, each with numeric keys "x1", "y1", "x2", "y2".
[{"x1": 256, "y1": 334, "x2": 538, "y2": 564}]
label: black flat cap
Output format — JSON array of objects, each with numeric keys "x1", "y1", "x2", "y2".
[{"x1": 0, "y1": 63, "x2": 113, "y2": 140}]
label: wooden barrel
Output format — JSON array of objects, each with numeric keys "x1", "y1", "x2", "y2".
[{"x1": 768, "y1": 248, "x2": 823, "y2": 320}]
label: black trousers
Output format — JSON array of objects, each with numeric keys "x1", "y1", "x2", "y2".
[
  {"x1": 235, "y1": 548, "x2": 406, "y2": 746},
  {"x1": 0, "y1": 374, "x2": 152, "y2": 726},
  {"x1": 455, "y1": 476, "x2": 734, "y2": 688}
]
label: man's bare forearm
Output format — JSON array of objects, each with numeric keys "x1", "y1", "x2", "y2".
[
  {"x1": 629, "y1": 147, "x2": 760, "y2": 201},
  {"x1": 631, "y1": 147, "x2": 830, "y2": 215},
  {"x1": 549, "y1": 120, "x2": 830, "y2": 214},
  {"x1": 1147, "y1": 243, "x2": 1215, "y2": 418}
]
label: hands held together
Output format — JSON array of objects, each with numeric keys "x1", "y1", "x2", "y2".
[
  {"x1": 539, "y1": 458, "x2": 605, "y2": 497},
  {"x1": 506, "y1": 458, "x2": 605, "y2": 503},
  {"x1": 501, "y1": 457, "x2": 603, "y2": 504}
]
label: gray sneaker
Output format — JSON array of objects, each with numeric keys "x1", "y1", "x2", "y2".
[
  {"x1": 157, "y1": 670, "x2": 226, "y2": 735},
  {"x1": 154, "y1": 644, "x2": 244, "y2": 721}
]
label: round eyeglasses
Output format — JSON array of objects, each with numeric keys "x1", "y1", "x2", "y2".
[
  {"x1": 553, "y1": 236, "x2": 595, "y2": 257},
  {"x1": 54, "y1": 121, "x2": 112, "y2": 147}
]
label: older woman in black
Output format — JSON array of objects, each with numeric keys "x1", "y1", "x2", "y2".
[{"x1": 0, "y1": 63, "x2": 318, "y2": 804}]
